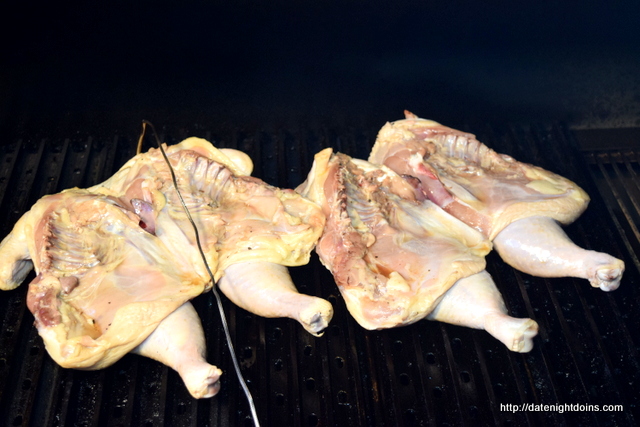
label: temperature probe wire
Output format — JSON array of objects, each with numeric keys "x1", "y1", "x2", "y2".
[{"x1": 138, "y1": 121, "x2": 260, "y2": 427}]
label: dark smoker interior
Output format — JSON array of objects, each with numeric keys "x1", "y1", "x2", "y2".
[
  {"x1": 1, "y1": 2, "x2": 639, "y2": 426},
  {"x1": 3, "y1": 2, "x2": 640, "y2": 137}
]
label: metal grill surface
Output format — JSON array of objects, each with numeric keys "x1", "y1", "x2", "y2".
[{"x1": 0, "y1": 124, "x2": 638, "y2": 427}]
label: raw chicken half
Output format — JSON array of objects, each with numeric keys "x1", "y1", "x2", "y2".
[
  {"x1": 369, "y1": 112, "x2": 624, "y2": 291},
  {"x1": 297, "y1": 148, "x2": 492, "y2": 330},
  {"x1": 0, "y1": 137, "x2": 329, "y2": 398}
]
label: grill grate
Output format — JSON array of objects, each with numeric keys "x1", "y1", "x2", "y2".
[{"x1": 0, "y1": 124, "x2": 639, "y2": 426}]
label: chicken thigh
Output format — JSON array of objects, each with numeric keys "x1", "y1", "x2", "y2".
[
  {"x1": 493, "y1": 216, "x2": 624, "y2": 291},
  {"x1": 428, "y1": 271, "x2": 538, "y2": 352},
  {"x1": 218, "y1": 261, "x2": 333, "y2": 336},
  {"x1": 133, "y1": 302, "x2": 222, "y2": 399}
]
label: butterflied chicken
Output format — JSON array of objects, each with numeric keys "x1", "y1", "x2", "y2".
[
  {"x1": 369, "y1": 112, "x2": 624, "y2": 291},
  {"x1": 0, "y1": 137, "x2": 328, "y2": 398},
  {"x1": 297, "y1": 148, "x2": 492, "y2": 330}
]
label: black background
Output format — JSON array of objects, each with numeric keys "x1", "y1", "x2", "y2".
[{"x1": 2, "y1": 1, "x2": 640, "y2": 142}]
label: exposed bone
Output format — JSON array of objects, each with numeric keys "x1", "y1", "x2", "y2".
[
  {"x1": 369, "y1": 113, "x2": 590, "y2": 240},
  {"x1": 297, "y1": 148, "x2": 491, "y2": 330}
]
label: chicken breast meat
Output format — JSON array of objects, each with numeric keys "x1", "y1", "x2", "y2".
[
  {"x1": 0, "y1": 137, "x2": 329, "y2": 398},
  {"x1": 369, "y1": 112, "x2": 624, "y2": 291}
]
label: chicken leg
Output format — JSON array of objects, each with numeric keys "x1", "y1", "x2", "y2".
[
  {"x1": 217, "y1": 261, "x2": 333, "y2": 336},
  {"x1": 132, "y1": 302, "x2": 222, "y2": 399},
  {"x1": 427, "y1": 271, "x2": 538, "y2": 352},
  {"x1": 493, "y1": 216, "x2": 624, "y2": 291}
]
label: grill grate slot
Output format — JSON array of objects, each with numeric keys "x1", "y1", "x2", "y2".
[{"x1": 0, "y1": 124, "x2": 638, "y2": 426}]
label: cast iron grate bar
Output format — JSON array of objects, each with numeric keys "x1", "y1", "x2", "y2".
[{"x1": 0, "y1": 124, "x2": 638, "y2": 427}]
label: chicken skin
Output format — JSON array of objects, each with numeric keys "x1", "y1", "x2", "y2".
[
  {"x1": 428, "y1": 271, "x2": 538, "y2": 352},
  {"x1": 493, "y1": 216, "x2": 624, "y2": 291}
]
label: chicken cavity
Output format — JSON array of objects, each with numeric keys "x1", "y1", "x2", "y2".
[{"x1": 369, "y1": 111, "x2": 590, "y2": 240}]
